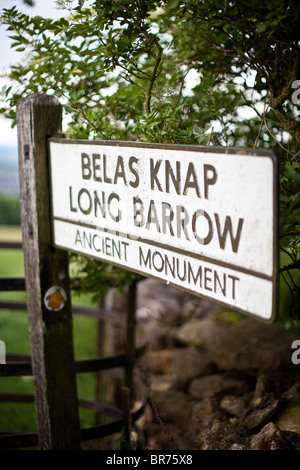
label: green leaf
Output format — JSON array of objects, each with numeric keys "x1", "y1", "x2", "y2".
[
  {"x1": 257, "y1": 23, "x2": 267, "y2": 33},
  {"x1": 166, "y1": 0, "x2": 180, "y2": 10},
  {"x1": 280, "y1": 194, "x2": 290, "y2": 203},
  {"x1": 29, "y1": 55, "x2": 52, "y2": 66},
  {"x1": 193, "y1": 125, "x2": 203, "y2": 134}
]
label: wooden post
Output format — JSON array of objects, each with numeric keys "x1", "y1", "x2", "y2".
[
  {"x1": 123, "y1": 281, "x2": 137, "y2": 445},
  {"x1": 104, "y1": 287, "x2": 128, "y2": 407},
  {"x1": 125, "y1": 281, "x2": 137, "y2": 395},
  {"x1": 16, "y1": 93, "x2": 81, "y2": 450}
]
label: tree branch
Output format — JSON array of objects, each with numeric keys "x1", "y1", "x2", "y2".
[{"x1": 145, "y1": 43, "x2": 163, "y2": 114}]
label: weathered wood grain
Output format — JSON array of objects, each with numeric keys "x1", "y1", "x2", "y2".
[{"x1": 16, "y1": 93, "x2": 81, "y2": 450}]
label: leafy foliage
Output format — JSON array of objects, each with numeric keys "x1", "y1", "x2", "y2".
[
  {"x1": 70, "y1": 252, "x2": 137, "y2": 300},
  {"x1": 0, "y1": 0, "x2": 299, "y2": 321},
  {"x1": 0, "y1": 197, "x2": 21, "y2": 225}
]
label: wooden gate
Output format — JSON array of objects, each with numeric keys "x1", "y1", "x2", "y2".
[{"x1": 0, "y1": 93, "x2": 147, "y2": 450}]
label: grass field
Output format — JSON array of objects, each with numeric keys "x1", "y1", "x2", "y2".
[{"x1": 0, "y1": 226, "x2": 108, "y2": 446}]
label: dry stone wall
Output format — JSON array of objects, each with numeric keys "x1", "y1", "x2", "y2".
[{"x1": 135, "y1": 279, "x2": 300, "y2": 450}]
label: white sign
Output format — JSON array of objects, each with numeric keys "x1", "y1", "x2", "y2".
[{"x1": 49, "y1": 140, "x2": 278, "y2": 321}]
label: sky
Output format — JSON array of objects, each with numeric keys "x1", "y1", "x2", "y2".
[{"x1": 0, "y1": 0, "x2": 65, "y2": 148}]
